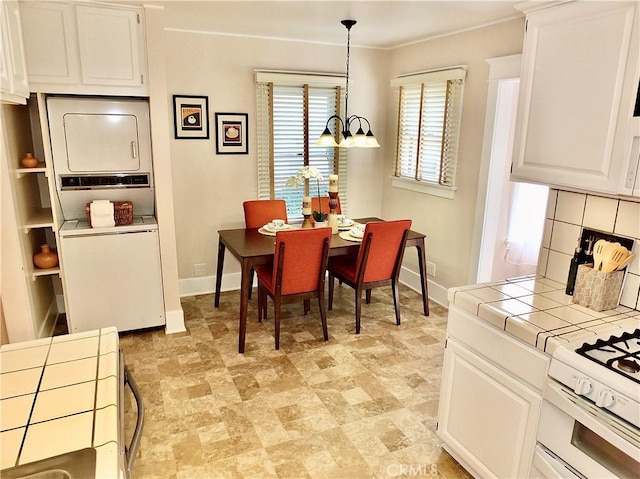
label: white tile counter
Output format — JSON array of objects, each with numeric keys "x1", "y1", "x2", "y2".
[
  {"x1": 448, "y1": 275, "x2": 640, "y2": 355},
  {"x1": 0, "y1": 327, "x2": 121, "y2": 478}
]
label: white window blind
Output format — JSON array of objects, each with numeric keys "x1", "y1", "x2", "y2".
[
  {"x1": 256, "y1": 72, "x2": 347, "y2": 220},
  {"x1": 391, "y1": 67, "x2": 466, "y2": 192}
]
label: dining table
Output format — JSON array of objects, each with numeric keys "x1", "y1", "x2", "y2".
[{"x1": 214, "y1": 217, "x2": 430, "y2": 353}]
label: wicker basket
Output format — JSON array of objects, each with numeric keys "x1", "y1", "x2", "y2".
[{"x1": 85, "y1": 201, "x2": 133, "y2": 226}]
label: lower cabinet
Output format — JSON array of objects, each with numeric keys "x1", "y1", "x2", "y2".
[{"x1": 437, "y1": 305, "x2": 549, "y2": 478}]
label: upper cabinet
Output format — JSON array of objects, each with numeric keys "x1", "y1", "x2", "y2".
[
  {"x1": 511, "y1": 1, "x2": 640, "y2": 197},
  {"x1": 0, "y1": 0, "x2": 29, "y2": 104},
  {"x1": 19, "y1": 1, "x2": 148, "y2": 96}
]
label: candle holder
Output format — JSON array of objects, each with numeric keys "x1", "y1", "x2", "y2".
[
  {"x1": 302, "y1": 213, "x2": 313, "y2": 229},
  {"x1": 328, "y1": 191, "x2": 339, "y2": 234}
]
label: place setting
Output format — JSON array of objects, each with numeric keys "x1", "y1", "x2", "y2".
[
  {"x1": 258, "y1": 218, "x2": 297, "y2": 236},
  {"x1": 338, "y1": 222, "x2": 365, "y2": 242}
]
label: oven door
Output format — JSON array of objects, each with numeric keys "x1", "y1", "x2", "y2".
[{"x1": 538, "y1": 380, "x2": 640, "y2": 479}]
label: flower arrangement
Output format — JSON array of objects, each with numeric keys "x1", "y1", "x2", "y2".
[{"x1": 286, "y1": 166, "x2": 327, "y2": 222}]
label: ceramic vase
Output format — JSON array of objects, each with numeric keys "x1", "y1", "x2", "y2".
[
  {"x1": 33, "y1": 244, "x2": 58, "y2": 269},
  {"x1": 21, "y1": 153, "x2": 39, "y2": 168},
  {"x1": 314, "y1": 221, "x2": 329, "y2": 228}
]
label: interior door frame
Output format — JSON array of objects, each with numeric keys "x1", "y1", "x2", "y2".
[{"x1": 468, "y1": 54, "x2": 522, "y2": 283}]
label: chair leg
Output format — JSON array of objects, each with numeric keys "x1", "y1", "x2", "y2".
[
  {"x1": 258, "y1": 285, "x2": 268, "y2": 322},
  {"x1": 391, "y1": 280, "x2": 401, "y2": 326},
  {"x1": 365, "y1": 288, "x2": 372, "y2": 304},
  {"x1": 248, "y1": 268, "x2": 254, "y2": 299},
  {"x1": 318, "y1": 294, "x2": 328, "y2": 342},
  {"x1": 274, "y1": 298, "x2": 281, "y2": 350},
  {"x1": 303, "y1": 299, "x2": 311, "y2": 315},
  {"x1": 328, "y1": 273, "x2": 335, "y2": 311},
  {"x1": 354, "y1": 287, "x2": 363, "y2": 334}
]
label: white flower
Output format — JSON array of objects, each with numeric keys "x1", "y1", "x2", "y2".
[{"x1": 286, "y1": 166, "x2": 324, "y2": 188}]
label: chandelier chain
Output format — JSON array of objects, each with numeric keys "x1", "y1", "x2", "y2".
[{"x1": 344, "y1": 24, "x2": 351, "y2": 124}]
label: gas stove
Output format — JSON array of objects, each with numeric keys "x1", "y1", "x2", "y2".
[{"x1": 548, "y1": 324, "x2": 640, "y2": 428}]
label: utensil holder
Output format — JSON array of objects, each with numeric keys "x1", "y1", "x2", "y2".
[{"x1": 572, "y1": 265, "x2": 624, "y2": 312}]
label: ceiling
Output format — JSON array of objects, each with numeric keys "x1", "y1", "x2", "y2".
[{"x1": 157, "y1": 1, "x2": 523, "y2": 49}]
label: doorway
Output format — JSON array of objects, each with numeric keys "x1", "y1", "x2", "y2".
[{"x1": 471, "y1": 55, "x2": 548, "y2": 283}]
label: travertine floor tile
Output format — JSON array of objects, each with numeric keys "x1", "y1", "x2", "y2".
[{"x1": 122, "y1": 285, "x2": 472, "y2": 478}]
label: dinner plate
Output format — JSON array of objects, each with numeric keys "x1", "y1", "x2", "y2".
[
  {"x1": 349, "y1": 226, "x2": 365, "y2": 238},
  {"x1": 263, "y1": 223, "x2": 292, "y2": 233},
  {"x1": 337, "y1": 219, "x2": 355, "y2": 230},
  {"x1": 338, "y1": 231, "x2": 362, "y2": 242}
]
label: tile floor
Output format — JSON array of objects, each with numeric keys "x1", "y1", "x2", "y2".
[{"x1": 119, "y1": 284, "x2": 472, "y2": 478}]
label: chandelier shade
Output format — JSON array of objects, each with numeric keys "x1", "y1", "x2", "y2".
[{"x1": 315, "y1": 20, "x2": 379, "y2": 149}]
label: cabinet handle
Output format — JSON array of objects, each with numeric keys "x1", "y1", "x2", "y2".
[{"x1": 131, "y1": 141, "x2": 137, "y2": 159}]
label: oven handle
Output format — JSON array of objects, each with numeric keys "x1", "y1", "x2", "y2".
[
  {"x1": 124, "y1": 364, "x2": 144, "y2": 477},
  {"x1": 533, "y1": 444, "x2": 585, "y2": 479}
]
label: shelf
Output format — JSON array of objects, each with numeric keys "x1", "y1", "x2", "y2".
[
  {"x1": 16, "y1": 163, "x2": 47, "y2": 178},
  {"x1": 31, "y1": 267, "x2": 60, "y2": 281},
  {"x1": 24, "y1": 208, "x2": 54, "y2": 232}
]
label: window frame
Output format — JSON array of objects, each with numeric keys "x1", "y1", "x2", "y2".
[
  {"x1": 390, "y1": 66, "x2": 467, "y2": 199},
  {"x1": 255, "y1": 71, "x2": 348, "y2": 220}
]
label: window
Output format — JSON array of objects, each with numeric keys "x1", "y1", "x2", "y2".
[
  {"x1": 256, "y1": 72, "x2": 347, "y2": 220},
  {"x1": 391, "y1": 67, "x2": 466, "y2": 198}
]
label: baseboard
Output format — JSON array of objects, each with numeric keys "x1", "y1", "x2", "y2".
[
  {"x1": 179, "y1": 267, "x2": 450, "y2": 308},
  {"x1": 165, "y1": 308, "x2": 186, "y2": 334},
  {"x1": 399, "y1": 265, "x2": 448, "y2": 308}
]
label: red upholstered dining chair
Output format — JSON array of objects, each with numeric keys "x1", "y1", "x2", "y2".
[
  {"x1": 327, "y1": 219, "x2": 412, "y2": 334},
  {"x1": 243, "y1": 199, "x2": 288, "y2": 298},
  {"x1": 243, "y1": 200, "x2": 288, "y2": 229},
  {"x1": 254, "y1": 227, "x2": 332, "y2": 350}
]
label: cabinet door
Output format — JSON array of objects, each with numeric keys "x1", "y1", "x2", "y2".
[
  {"x1": 19, "y1": 1, "x2": 80, "y2": 85},
  {"x1": 0, "y1": 0, "x2": 29, "y2": 103},
  {"x1": 437, "y1": 338, "x2": 541, "y2": 479},
  {"x1": 76, "y1": 6, "x2": 144, "y2": 87},
  {"x1": 511, "y1": 1, "x2": 638, "y2": 194}
]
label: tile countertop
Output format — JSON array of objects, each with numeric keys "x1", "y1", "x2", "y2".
[
  {"x1": 0, "y1": 327, "x2": 120, "y2": 477},
  {"x1": 448, "y1": 275, "x2": 640, "y2": 355}
]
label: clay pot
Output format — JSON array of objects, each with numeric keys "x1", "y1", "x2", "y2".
[
  {"x1": 33, "y1": 244, "x2": 58, "y2": 269},
  {"x1": 21, "y1": 153, "x2": 39, "y2": 168}
]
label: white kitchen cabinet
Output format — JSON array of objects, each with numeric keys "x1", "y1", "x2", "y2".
[
  {"x1": 511, "y1": 1, "x2": 640, "y2": 196},
  {"x1": 20, "y1": 1, "x2": 147, "y2": 95},
  {"x1": 437, "y1": 304, "x2": 550, "y2": 479},
  {"x1": 0, "y1": 0, "x2": 29, "y2": 104}
]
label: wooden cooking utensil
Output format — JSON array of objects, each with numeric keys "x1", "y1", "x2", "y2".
[
  {"x1": 592, "y1": 239, "x2": 610, "y2": 271},
  {"x1": 601, "y1": 246, "x2": 629, "y2": 273},
  {"x1": 613, "y1": 252, "x2": 636, "y2": 272}
]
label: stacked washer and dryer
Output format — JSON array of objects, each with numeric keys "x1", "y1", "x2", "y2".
[{"x1": 47, "y1": 96, "x2": 165, "y2": 333}]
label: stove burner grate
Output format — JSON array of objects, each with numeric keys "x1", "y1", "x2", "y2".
[{"x1": 575, "y1": 329, "x2": 640, "y2": 384}]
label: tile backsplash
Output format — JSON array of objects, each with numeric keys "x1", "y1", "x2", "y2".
[{"x1": 538, "y1": 189, "x2": 640, "y2": 310}]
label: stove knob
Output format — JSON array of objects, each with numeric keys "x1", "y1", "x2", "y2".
[
  {"x1": 574, "y1": 377, "x2": 593, "y2": 396},
  {"x1": 596, "y1": 389, "x2": 616, "y2": 408}
]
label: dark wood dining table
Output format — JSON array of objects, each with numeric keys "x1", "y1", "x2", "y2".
[{"x1": 214, "y1": 217, "x2": 430, "y2": 353}]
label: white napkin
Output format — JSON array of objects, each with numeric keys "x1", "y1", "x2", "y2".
[{"x1": 90, "y1": 200, "x2": 115, "y2": 228}]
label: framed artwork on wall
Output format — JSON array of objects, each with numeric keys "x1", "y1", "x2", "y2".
[
  {"x1": 215, "y1": 112, "x2": 248, "y2": 154},
  {"x1": 173, "y1": 95, "x2": 210, "y2": 139}
]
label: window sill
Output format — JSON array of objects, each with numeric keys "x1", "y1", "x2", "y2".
[{"x1": 391, "y1": 177, "x2": 455, "y2": 199}]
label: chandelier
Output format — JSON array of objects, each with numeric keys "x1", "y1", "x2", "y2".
[{"x1": 316, "y1": 20, "x2": 380, "y2": 148}]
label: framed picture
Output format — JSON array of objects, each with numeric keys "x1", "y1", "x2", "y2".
[
  {"x1": 173, "y1": 95, "x2": 209, "y2": 139},
  {"x1": 215, "y1": 113, "x2": 248, "y2": 154}
]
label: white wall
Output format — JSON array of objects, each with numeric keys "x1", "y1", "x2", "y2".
[
  {"x1": 539, "y1": 189, "x2": 640, "y2": 310},
  {"x1": 382, "y1": 18, "x2": 526, "y2": 293},
  {"x1": 162, "y1": 29, "x2": 388, "y2": 290}
]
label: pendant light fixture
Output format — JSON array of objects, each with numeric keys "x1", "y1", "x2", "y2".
[{"x1": 316, "y1": 20, "x2": 380, "y2": 148}]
